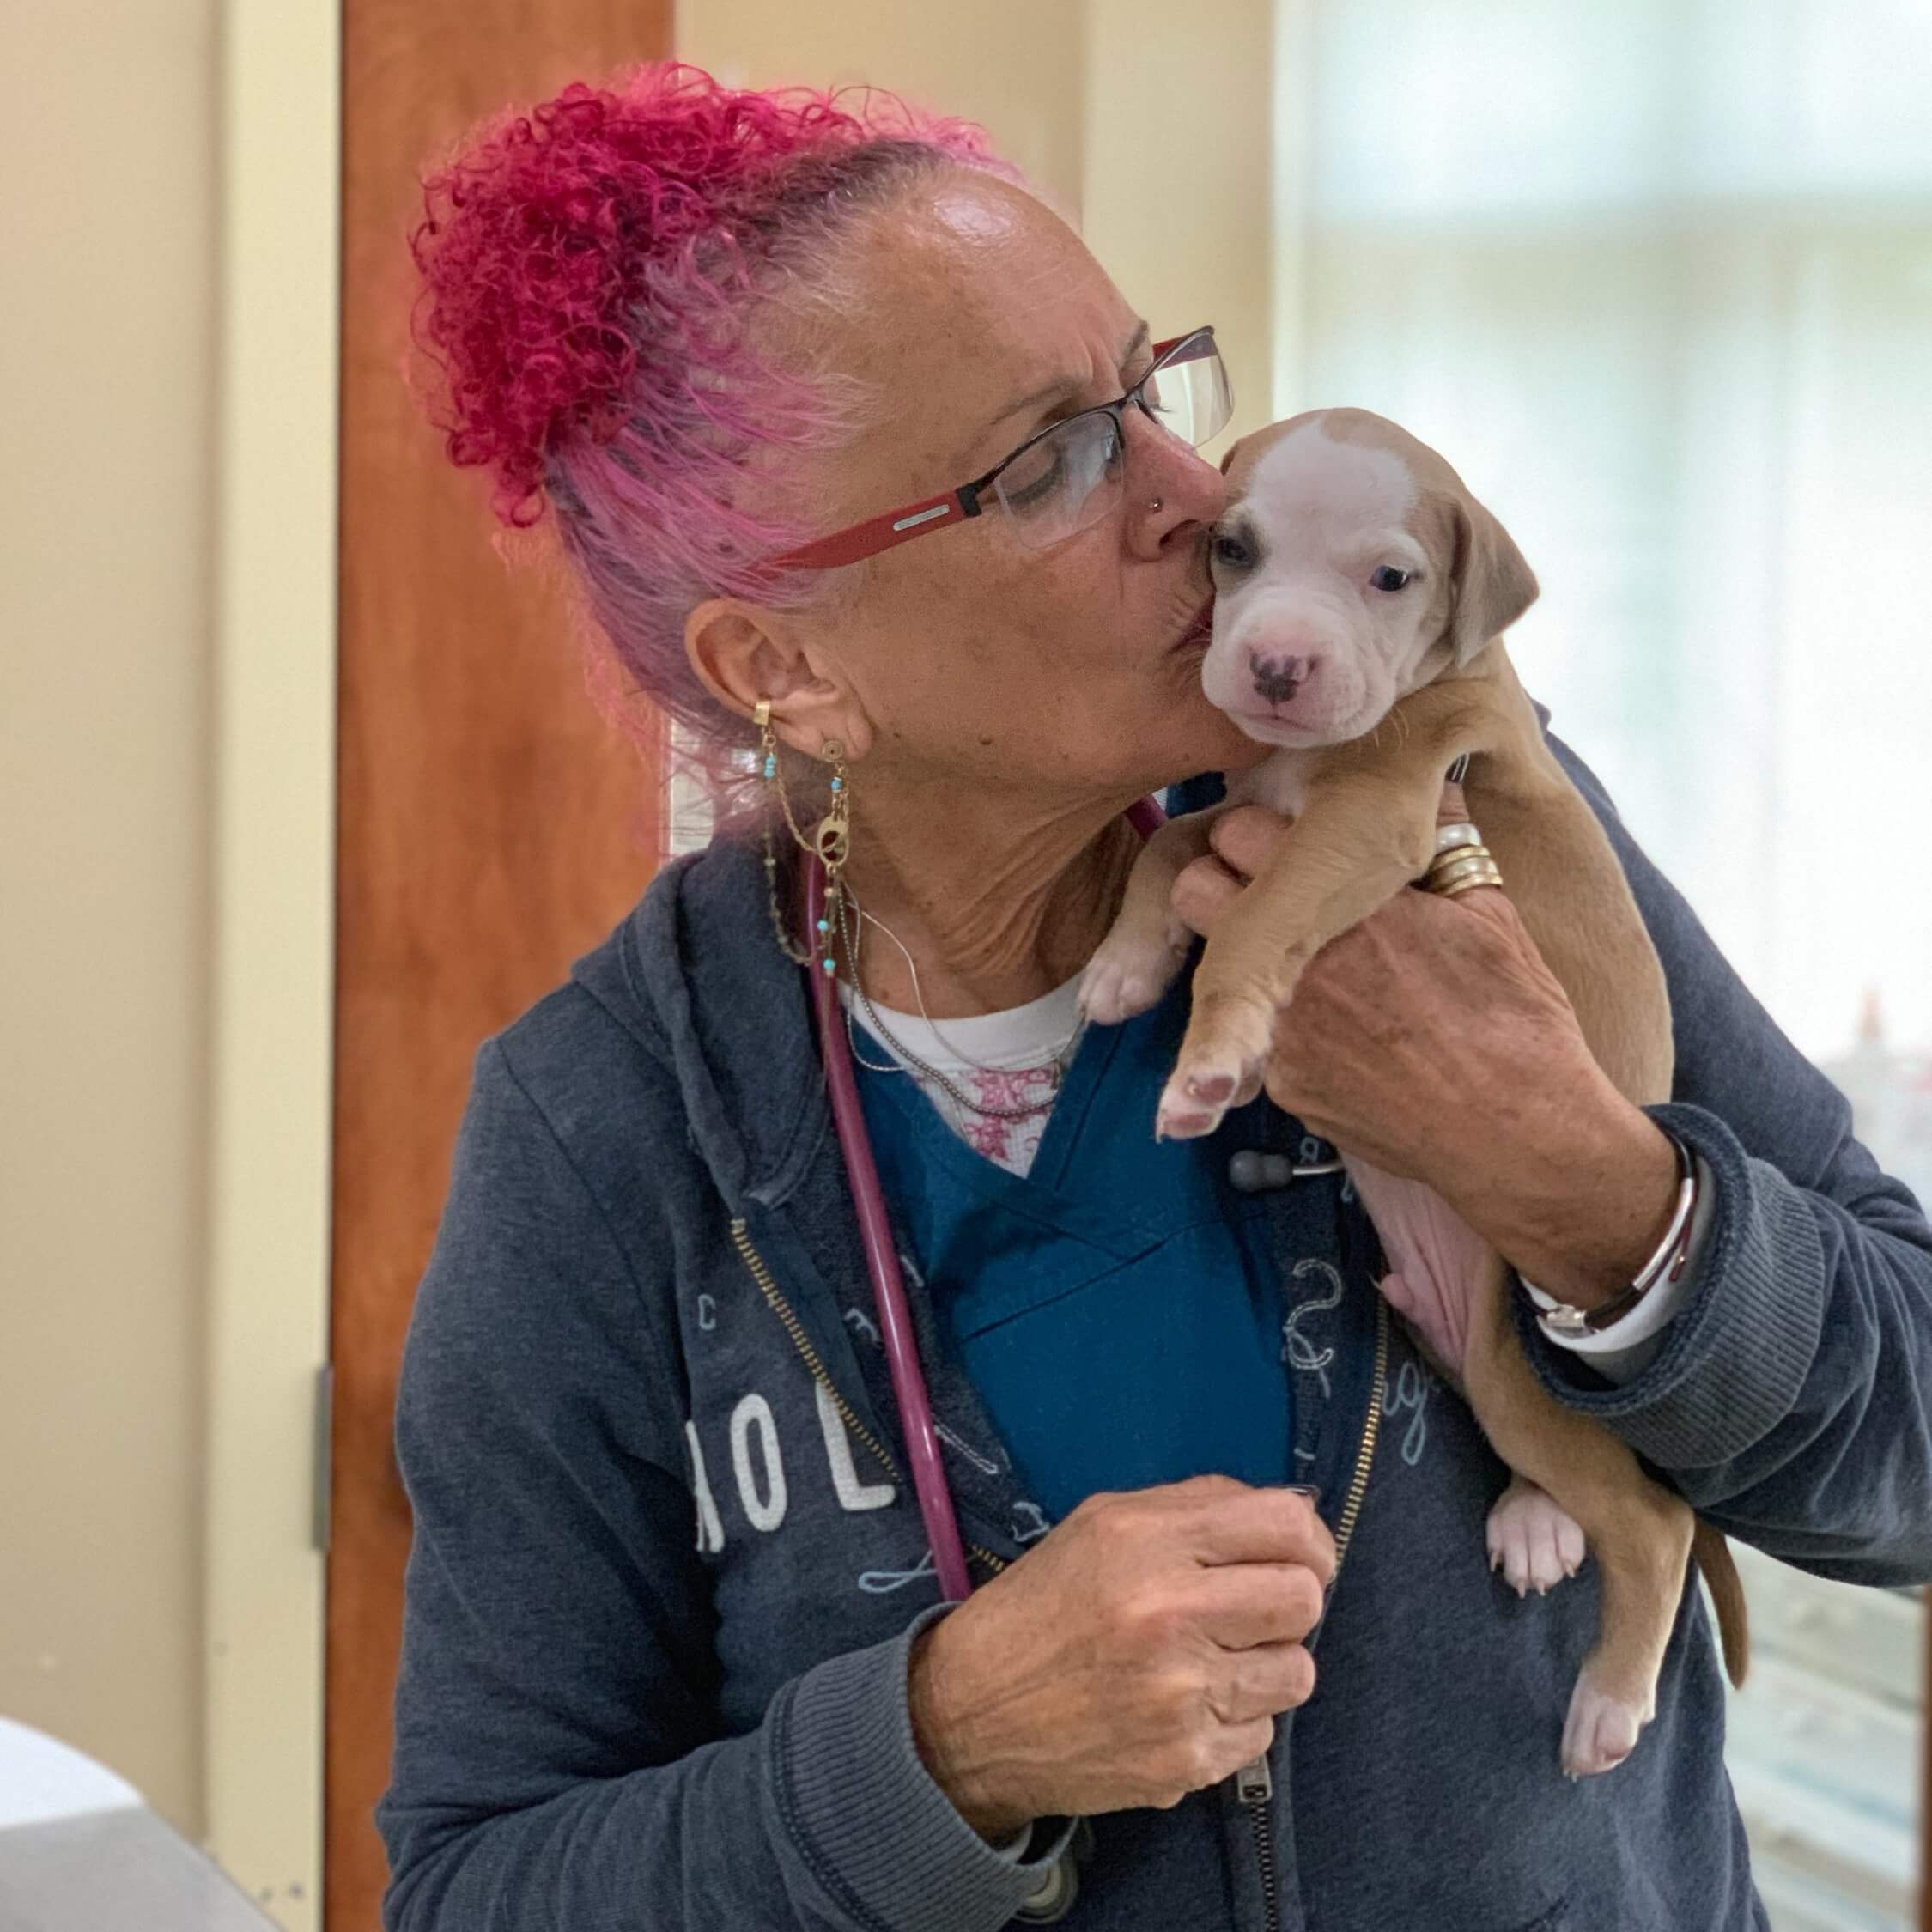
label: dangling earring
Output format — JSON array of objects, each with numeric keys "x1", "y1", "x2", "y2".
[
  {"x1": 814, "y1": 738, "x2": 850, "y2": 979},
  {"x1": 756, "y1": 698, "x2": 778, "y2": 781},
  {"x1": 755, "y1": 699, "x2": 853, "y2": 975},
  {"x1": 756, "y1": 700, "x2": 805, "y2": 966}
]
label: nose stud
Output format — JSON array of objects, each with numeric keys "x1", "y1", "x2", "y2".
[
  {"x1": 1252, "y1": 653, "x2": 1307, "y2": 704},
  {"x1": 1148, "y1": 496, "x2": 1163, "y2": 512}
]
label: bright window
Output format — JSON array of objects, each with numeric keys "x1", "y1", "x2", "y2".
[{"x1": 1276, "y1": 3, "x2": 1932, "y2": 1923}]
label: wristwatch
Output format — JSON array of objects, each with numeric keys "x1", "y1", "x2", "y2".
[{"x1": 1520, "y1": 1129, "x2": 1698, "y2": 1339}]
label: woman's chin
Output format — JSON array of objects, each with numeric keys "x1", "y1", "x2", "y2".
[
  {"x1": 1193, "y1": 687, "x2": 1277, "y2": 766},
  {"x1": 1144, "y1": 687, "x2": 1274, "y2": 785},
  {"x1": 1212, "y1": 724, "x2": 1278, "y2": 773}
]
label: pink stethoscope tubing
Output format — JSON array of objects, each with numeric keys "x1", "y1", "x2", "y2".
[{"x1": 803, "y1": 794, "x2": 1169, "y2": 1602}]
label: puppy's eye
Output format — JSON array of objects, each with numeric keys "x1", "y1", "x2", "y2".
[
  {"x1": 1212, "y1": 531, "x2": 1255, "y2": 572},
  {"x1": 1370, "y1": 565, "x2": 1413, "y2": 592}
]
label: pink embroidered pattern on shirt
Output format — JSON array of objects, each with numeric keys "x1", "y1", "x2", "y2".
[
  {"x1": 974, "y1": 1066, "x2": 1054, "y2": 1105},
  {"x1": 964, "y1": 1114, "x2": 1018, "y2": 1165},
  {"x1": 958, "y1": 1065, "x2": 1057, "y2": 1173}
]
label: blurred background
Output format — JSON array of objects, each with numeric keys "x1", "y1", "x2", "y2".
[{"x1": 2, "y1": 1, "x2": 1926, "y2": 1928}]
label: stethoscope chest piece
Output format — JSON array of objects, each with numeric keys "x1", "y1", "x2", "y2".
[{"x1": 1227, "y1": 1150, "x2": 1345, "y2": 1194}]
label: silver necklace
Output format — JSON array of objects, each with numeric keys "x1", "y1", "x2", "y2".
[{"x1": 835, "y1": 888, "x2": 1085, "y2": 1122}]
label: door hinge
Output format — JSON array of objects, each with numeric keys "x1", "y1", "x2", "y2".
[{"x1": 313, "y1": 1363, "x2": 333, "y2": 1555}]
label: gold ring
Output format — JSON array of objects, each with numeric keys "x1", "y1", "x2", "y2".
[
  {"x1": 1423, "y1": 848, "x2": 1504, "y2": 888},
  {"x1": 1431, "y1": 866, "x2": 1504, "y2": 897},
  {"x1": 1424, "y1": 839, "x2": 1494, "y2": 874},
  {"x1": 1428, "y1": 849, "x2": 1503, "y2": 881},
  {"x1": 1424, "y1": 850, "x2": 1500, "y2": 891}
]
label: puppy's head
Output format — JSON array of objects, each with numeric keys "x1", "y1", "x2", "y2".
[{"x1": 1201, "y1": 409, "x2": 1537, "y2": 748}]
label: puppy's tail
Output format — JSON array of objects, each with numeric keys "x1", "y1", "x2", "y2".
[{"x1": 1692, "y1": 1521, "x2": 1750, "y2": 1688}]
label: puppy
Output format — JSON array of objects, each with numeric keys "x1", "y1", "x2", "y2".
[{"x1": 1083, "y1": 408, "x2": 1747, "y2": 1777}]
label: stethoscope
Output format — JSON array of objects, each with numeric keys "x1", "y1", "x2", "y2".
[{"x1": 801, "y1": 793, "x2": 1347, "y2": 1604}]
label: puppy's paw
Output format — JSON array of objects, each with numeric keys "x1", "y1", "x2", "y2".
[
  {"x1": 1078, "y1": 926, "x2": 1185, "y2": 1026},
  {"x1": 1157, "y1": 997, "x2": 1275, "y2": 1139},
  {"x1": 1560, "y1": 1674, "x2": 1650, "y2": 1780},
  {"x1": 1486, "y1": 1479, "x2": 1587, "y2": 1598},
  {"x1": 1154, "y1": 1066, "x2": 1262, "y2": 1140}
]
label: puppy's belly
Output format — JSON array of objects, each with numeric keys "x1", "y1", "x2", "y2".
[{"x1": 1345, "y1": 1157, "x2": 1492, "y2": 1383}]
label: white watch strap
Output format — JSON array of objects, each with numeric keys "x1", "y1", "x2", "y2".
[{"x1": 1522, "y1": 1151, "x2": 1716, "y2": 1384}]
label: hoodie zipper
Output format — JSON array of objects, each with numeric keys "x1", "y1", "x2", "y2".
[
  {"x1": 732, "y1": 1217, "x2": 1389, "y2": 1932},
  {"x1": 1239, "y1": 1292, "x2": 1390, "y2": 1932},
  {"x1": 727, "y1": 1219, "x2": 1008, "y2": 1576}
]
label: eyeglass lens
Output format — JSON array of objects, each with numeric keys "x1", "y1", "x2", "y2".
[{"x1": 993, "y1": 337, "x2": 1232, "y2": 550}]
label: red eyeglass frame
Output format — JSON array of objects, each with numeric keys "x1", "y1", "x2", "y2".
[{"x1": 769, "y1": 328, "x2": 1220, "y2": 572}]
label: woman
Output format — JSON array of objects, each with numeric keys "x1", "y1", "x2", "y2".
[{"x1": 379, "y1": 65, "x2": 1932, "y2": 1932}]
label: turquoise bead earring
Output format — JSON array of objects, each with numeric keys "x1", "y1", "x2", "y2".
[
  {"x1": 755, "y1": 699, "x2": 853, "y2": 977},
  {"x1": 813, "y1": 740, "x2": 851, "y2": 977}
]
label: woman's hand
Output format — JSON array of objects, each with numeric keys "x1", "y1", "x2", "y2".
[
  {"x1": 1170, "y1": 785, "x2": 1680, "y2": 1310},
  {"x1": 907, "y1": 1476, "x2": 1333, "y2": 1838}
]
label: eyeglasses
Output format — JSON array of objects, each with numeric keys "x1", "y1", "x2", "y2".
[{"x1": 770, "y1": 326, "x2": 1230, "y2": 571}]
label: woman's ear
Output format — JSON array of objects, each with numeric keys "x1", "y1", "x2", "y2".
[{"x1": 684, "y1": 598, "x2": 873, "y2": 760}]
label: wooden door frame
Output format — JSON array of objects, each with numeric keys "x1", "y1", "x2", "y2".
[
  {"x1": 327, "y1": 9, "x2": 671, "y2": 1925},
  {"x1": 203, "y1": 0, "x2": 338, "y2": 1925}
]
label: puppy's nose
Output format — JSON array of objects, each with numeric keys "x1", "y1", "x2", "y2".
[{"x1": 1251, "y1": 653, "x2": 1308, "y2": 704}]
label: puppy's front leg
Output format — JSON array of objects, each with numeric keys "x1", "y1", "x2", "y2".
[
  {"x1": 1154, "y1": 763, "x2": 1445, "y2": 1137},
  {"x1": 1154, "y1": 671, "x2": 1514, "y2": 1138},
  {"x1": 1079, "y1": 805, "x2": 1226, "y2": 1024}
]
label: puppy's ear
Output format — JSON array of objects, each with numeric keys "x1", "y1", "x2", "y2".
[
  {"x1": 1218, "y1": 434, "x2": 1249, "y2": 478},
  {"x1": 1448, "y1": 494, "x2": 1538, "y2": 665}
]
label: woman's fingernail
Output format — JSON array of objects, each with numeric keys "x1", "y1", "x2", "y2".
[{"x1": 1285, "y1": 1484, "x2": 1322, "y2": 1505}]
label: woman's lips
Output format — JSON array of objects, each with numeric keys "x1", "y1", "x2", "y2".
[{"x1": 1171, "y1": 599, "x2": 1215, "y2": 652}]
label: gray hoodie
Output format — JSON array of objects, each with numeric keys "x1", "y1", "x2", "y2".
[{"x1": 376, "y1": 727, "x2": 1932, "y2": 1932}]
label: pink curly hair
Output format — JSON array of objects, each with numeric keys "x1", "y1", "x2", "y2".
[{"x1": 406, "y1": 62, "x2": 1016, "y2": 779}]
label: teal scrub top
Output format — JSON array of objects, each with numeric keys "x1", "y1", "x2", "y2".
[{"x1": 853, "y1": 979, "x2": 1295, "y2": 1522}]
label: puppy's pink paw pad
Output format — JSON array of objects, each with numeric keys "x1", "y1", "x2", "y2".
[
  {"x1": 1079, "y1": 964, "x2": 1152, "y2": 1026},
  {"x1": 1486, "y1": 1483, "x2": 1588, "y2": 1597},
  {"x1": 1156, "y1": 1102, "x2": 1221, "y2": 1140},
  {"x1": 1158, "y1": 1042, "x2": 1266, "y2": 1137},
  {"x1": 1078, "y1": 931, "x2": 1185, "y2": 1026},
  {"x1": 1561, "y1": 1680, "x2": 1647, "y2": 1780}
]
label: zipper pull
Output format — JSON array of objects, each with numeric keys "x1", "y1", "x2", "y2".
[{"x1": 1235, "y1": 1753, "x2": 1273, "y2": 1805}]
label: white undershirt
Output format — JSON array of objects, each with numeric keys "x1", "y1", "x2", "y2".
[
  {"x1": 837, "y1": 974, "x2": 1084, "y2": 1179},
  {"x1": 837, "y1": 974, "x2": 1704, "y2": 1376}
]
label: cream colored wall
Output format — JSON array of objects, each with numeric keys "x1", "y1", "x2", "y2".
[
  {"x1": 677, "y1": 0, "x2": 1279, "y2": 414},
  {"x1": 0, "y1": 0, "x2": 220, "y2": 1838},
  {"x1": 1083, "y1": 0, "x2": 1277, "y2": 442},
  {"x1": 678, "y1": 2, "x2": 1088, "y2": 213},
  {"x1": 199, "y1": 0, "x2": 338, "y2": 1923},
  {"x1": 1, "y1": 6, "x2": 334, "y2": 1926}
]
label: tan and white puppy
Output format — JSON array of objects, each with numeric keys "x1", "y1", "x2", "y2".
[
  {"x1": 1082, "y1": 408, "x2": 1747, "y2": 1778},
  {"x1": 1078, "y1": 410, "x2": 1537, "y2": 1043}
]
